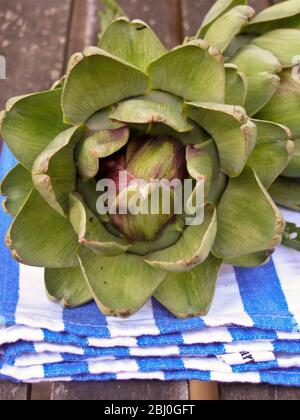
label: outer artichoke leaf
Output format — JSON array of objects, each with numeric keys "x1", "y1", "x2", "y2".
[
  {"x1": 198, "y1": 0, "x2": 247, "y2": 37},
  {"x1": 145, "y1": 204, "x2": 217, "y2": 273},
  {"x1": 69, "y1": 192, "x2": 131, "y2": 256},
  {"x1": 231, "y1": 45, "x2": 282, "y2": 116},
  {"x1": 128, "y1": 216, "x2": 185, "y2": 256},
  {"x1": 186, "y1": 102, "x2": 257, "y2": 177},
  {"x1": 148, "y1": 41, "x2": 225, "y2": 104},
  {"x1": 76, "y1": 126, "x2": 130, "y2": 180},
  {"x1": 224, "y1": 250, "x2": 272, "y2": 268},
  {"x1": 99, "y1": 18, "x2": 167, "y2": 72},
  {"x1": 86, "y1": 107, "x2": 125, "y2": 131},
  {"x1": 252, "y1": 29, "x2": 300, "y2": 68},
  {"x1": 269, "y1": 177, "x2": 300, "y2": 211},
  {"x1": 78, "y1": 250, "x2": 166, "y2": 318},
  {"x1": 213, "y1": 166, "x2": 285, "y2": 259},
  {"x1": 32, "y1": 126, "x2": 84, "y2": 216},
  {"x1": 245, "y1": 0, "x2": 300, "y2": 34},
  {"x1": 283, "y1": 138, "x2": 300, "y2": 177},
  {"x1": 203, "y1": 6, "x2": 255, "y2": 53},
  {"x1": 154, "y1": 254, "x2": 222, "y2": 318},
  {"x1": 225, "y1": 63, "x2": 247, "y2": 106},
  {"x1": 0, "y1": 164, "x2": 32, "y2": 217},
  {"x1": 62, "y1": 47, "x2": 149, "y2": 125},
  {"x1": 110, "y1": 91, "x2": 193, "y2": 133},
  {"x1": 256, "y1": 69, "x2": 300, "y2": 139},
  {"x1": 45, "y1": 267, "x2": 93, "y2": 308},
  {"x1": 7, "y1": 189, "x2": 80, "y2": 268},
  {"x1": 247, "y1": 120, "x2": 294, "y2": 189},
  {"x1": 1, "y1": 89, "x2": 69, "y2": 170}
]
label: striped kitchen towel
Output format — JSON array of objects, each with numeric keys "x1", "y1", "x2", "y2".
[{"x1": 1, "y1": 144, "x2": 300, "y2": 386}]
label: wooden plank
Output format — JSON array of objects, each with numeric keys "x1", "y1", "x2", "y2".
[
  {"x1": 0, "y1": 381, "x2": 31, "y2": 401},
  {"x1": 66, "y1": 0, "x2": 100, "y2": 57},
  {"x1": 0, "y1": 0, "x2": 72, "y2": 108},
  {"x1": 118, "y1": 0, "x2": 183, "y2": 48},
  {"x1": 219, "y1": 383, "x2": 300, "y2": 400},
  {"x1": 51, "y1": 380, "x2": 189, "y2": 400},
  {"x1": 0, "y1": 0, "x2": 72, "y2": 399}
]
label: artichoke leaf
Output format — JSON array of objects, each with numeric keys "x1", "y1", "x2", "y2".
[
  {"x1": 256, "y1": 69, "x2": 300, "y2": 139},
  {"x1": 252, "y1": 29, "x2": 300, "y2": 68},
  {"x1": 62, "y1": 47, "x2": 149, "y2": 125},
  {"x1": 145, "y1": 121, "x2": 209, "y2": 145},
  {"x1": 203, "y1": 6, "x2": 255, "y2": 53},
  {"x1": 213, "y1": 166, "x2": 285, "y2": 259},
  {"x1": 76, "y1": 126, "x2": 130, "y2": 180},
  {"x1": 245, "y1": 0, "x2": 300, "y2": 34},
  {"x1": 128, "y1": 216, "x2": 185, "y2": 256},
  {"x1": 86, "y1": 107, "x2": 125, "y2": 132},
  {"x1": 186, "y1": 139, "x2": 220, "y2": 198},
  {"x1": 224, "y1": 250, "x2": 273, "y2": 268},
  {"x1": 69, "y1": 193, "x2": 131, "y2": 257},
  {"x1": 231, "y1": 45, "x2": 282, "y2": 116},
  {"x1": 145, "y1": 204, "x2": 217, "y2": 272},
  {"x1": 1, "y1": 89, "x2": 69, "y2": 170},
  {"x1": 283, "y1": 138, "x2": 300, "y2": 177},
  {"x1": 198, "y1": 0, "x2": 247, "y2": 37},
  {"x1": 110, "y1": 91, "x2": 193, "y2": 133},
  {"x1": 148, "y1": 40, "x2": 225, "y2": 104},
  {"x1": 99, "y1": 18, "x2": 167, "y2": 72},
  {"x1": 0, "y1": 164, "x2": 33, "y2": 216},
  {"x1": 154, "y1": 254, "x2": 222, "y2": 318},
  {"x1": 7, "y1": 189, "x2": 80, "y2": 268},
  {"x1": 225, "y1": 63, "x2": 247, "y2": 106},
  {"x1": 269, "y1": 177, "x2": 300, "y2": 211},
  {"x1": 224, "y1": 34, "x2": 256, "y2": 59},
  {"x1": 247, "y1": 120, "x2": 294, "y2": 189},
  {"x1": 32, "y1": 126, "x2": 84, "y2": 216},
  {"x1": 186, "y1": 102, "x2": 257, "y2": 177},
  {"x1": 78, "y1": 250, "x2": 166, "y2": 318},
  {"x1": 45, "y1": 266, "x2": 93, "y2": 308}
]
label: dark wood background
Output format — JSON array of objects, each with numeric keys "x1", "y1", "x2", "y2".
[{"x1": 0, "y1": 0, "x2": 300, "y2": 400}]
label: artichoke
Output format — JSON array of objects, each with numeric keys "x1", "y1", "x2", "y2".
[{"x1": 0, "y1": 0, "x2": 299, "y2": 318}]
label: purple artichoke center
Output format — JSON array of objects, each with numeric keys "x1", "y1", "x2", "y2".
[{"x1": 101, "y1": 135, "x2": 186, "y2": 242}]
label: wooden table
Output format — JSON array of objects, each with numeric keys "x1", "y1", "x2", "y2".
[{"x1": 0, "y1": 0, "x2": 300, "y2": 400}]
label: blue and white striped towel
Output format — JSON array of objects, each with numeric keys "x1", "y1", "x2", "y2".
[{"x1": 1, "y1": 144, "x2": 300, "y2": 386}]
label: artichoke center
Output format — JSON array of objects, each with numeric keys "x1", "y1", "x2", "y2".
[{"x1": 102, "y1": 135, "x2": 186, "y2": 242}]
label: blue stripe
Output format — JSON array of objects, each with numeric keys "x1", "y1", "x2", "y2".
[
  {"x1": 152, "y1": 298, "x2": 206, "y2": 335},
  {"x1": 229, "y1": 327, "x2": 278, "y2": 342},
  {"x1": 0, "y1": 145, "x2": 19, "y2": 327},
  {"x1": 137, "y1": 357, "x2": 185, "y2": 372},
  {"x1": 235, "y1": 259, "x2": 297, "y2": 331},
  {"x1": 260, "y1": 369, "x2": 300, "y2": 387},
  {"x1": 164, "y1": 370, "x2": 211, "y2": 381},
  {"x1": 43, "y1": 361, "x2": 90, "y2": 378},
  {"x1": 62, "y1": 301, "x2": 110, "y2": 338}
]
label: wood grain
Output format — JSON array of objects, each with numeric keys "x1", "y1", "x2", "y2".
[
  {"x1": 0, "y1": 0, "x2": 72, "y2": 107},
  {"x1": 219, "y1": 383, "x2": 300, "y2": 401},
  {"x1": 51, "y1": 380, "x2": 189, "y2": 401},
  {"x1": 0, "y1": 381, "x2": 31, "y2": 400}
]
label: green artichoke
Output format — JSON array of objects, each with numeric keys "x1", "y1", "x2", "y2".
[{"x1": 0, "y1": 0, "x2": 299, "y2": 318}]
